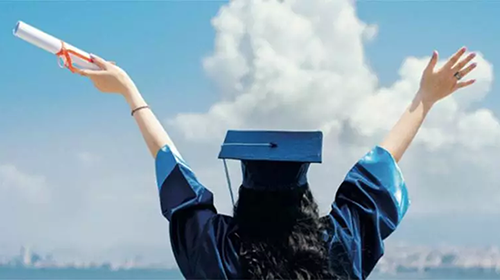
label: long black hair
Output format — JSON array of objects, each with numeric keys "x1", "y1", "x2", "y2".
[{"x1": 233, "y1": 184, "x2": 338, "y2": 279}]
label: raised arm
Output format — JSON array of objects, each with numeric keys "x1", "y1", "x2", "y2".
[
  {"x1": 76, "y1": 55, "x2": 177, "y2": 159},
  {"x1": 76, "y1": 55, "x2": 227, "y2": 278},
  {"x1": 125, "y1": 88, "x2": 178, "y2": 159},
  {"x1": 75, "y1": 54, "x2": 216, "y2": 218},
  {"x1": 326, "y1": 47, "x2": 478, "y2": 279},
  {"x1": 380, "y1": 47, "x2": 477, "y2": 162}
]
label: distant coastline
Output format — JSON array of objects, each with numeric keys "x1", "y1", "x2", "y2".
[
  {"x1": 1, "y1": 266, "x2": 500, "y2": 280},
  {"x1": 3, "y1": 244, "x2": 500, "y2": 279}
]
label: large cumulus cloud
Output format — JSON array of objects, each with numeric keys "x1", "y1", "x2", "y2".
[{"x1": 168, "y1": 0, "x2": 499, "y2": 216}]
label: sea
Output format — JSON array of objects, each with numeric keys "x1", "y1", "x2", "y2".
[{"x1": 1, "y1": 267, "x2": 500, "y2": 280}]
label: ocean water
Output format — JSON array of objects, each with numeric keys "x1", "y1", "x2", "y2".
[
  {"x1": 0, "y1": 267, "x2": 182, "y2": 279},
  {"x1": 1, "y1": 267, "x2": 499, "y2": 279}
]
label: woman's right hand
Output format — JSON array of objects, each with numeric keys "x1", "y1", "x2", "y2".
[
  {"x1": 417, "y1": 47, "x2": 477, "y2": 106},
  {"x1": 380, "y1": 47, "x2": 479, "y2": 163},
  {"x1": 75, "y1": 54, "x2": 137, "y2": 96}
]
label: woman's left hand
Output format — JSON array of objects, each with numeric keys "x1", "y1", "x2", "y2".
[
  {"x1": 417, "y1": 47, "x2": 477, "y2": 106},
  {"x1": 75, "y1": 54, "x2": 137, "y2": 97}
]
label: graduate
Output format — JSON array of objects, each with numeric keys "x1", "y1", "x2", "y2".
[{"x1": 76, "y1": 47, "x2": 477, "y2": 279}]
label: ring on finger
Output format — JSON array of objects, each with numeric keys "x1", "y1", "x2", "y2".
[{"x1": 454, "y1": 71, "x2": 463, "y2": 81}]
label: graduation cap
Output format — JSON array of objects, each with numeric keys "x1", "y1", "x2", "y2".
[{"x1": 218, "y1": 130, "x2": 323, "y2": 205}]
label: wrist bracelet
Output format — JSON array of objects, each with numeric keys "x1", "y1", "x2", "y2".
[{"x1": 131, "y1": 105, "x2": 150, "y2": 116}]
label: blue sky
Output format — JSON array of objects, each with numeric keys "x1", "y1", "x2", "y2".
[
  {"x1": 1, "y1": 1, "x2": 499, "y2": 138},
  {"x1": 1, "y1": 0, "x2": 500, "y2": 261},
  {"x1": 1, "y1": 1, "x2": 499, "y2": 136}
]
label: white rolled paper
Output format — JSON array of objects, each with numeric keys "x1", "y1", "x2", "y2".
[{"x1": 13, "y1": 21, "x2": 100, "y2": 71}]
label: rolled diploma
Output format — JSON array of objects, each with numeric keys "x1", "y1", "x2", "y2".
[{"x1": 13, "y1": 21, "x2": 100, "y2": 70}]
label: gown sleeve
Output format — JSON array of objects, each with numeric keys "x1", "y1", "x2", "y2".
[
  {"x1": 325, "y1": 146, "x2": 410, "y2": 280},
  {"x1": 155, "y1": 145, "x2": 226, "y2": 278}
]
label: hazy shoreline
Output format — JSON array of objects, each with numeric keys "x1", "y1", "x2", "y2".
[{"x1": 2, "y1": 266, "x2": 500, "y2": 280}]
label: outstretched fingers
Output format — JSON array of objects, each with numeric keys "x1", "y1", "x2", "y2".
[
  {"x1": 452, "y1": 52, "x2": 476, "y2": 73},
  {"x1": 459, "y1": 62, "x2": 477, "y2": 77},
  {"x1": 424, "y1": 50, "x2": 439, "y2": 73},
  {"x1": 444, "y1": 47, "x2": 467, "y2": 70},
  {"x1": 454, "y1": 79, "x2": 476, "y2": 90}
]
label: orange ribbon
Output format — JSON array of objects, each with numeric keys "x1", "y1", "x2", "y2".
[{"x1": 55, "y1": 41, "x2": 92, "y2": 73}]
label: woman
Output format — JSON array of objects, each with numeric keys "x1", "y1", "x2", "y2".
[{"x1": 76, "y1": 47, "x2": 477, "y2": 279}]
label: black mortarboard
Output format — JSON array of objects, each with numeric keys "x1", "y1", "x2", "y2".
[{"x1": 218, "y1": 130, "x2": 322, "y2": 202}]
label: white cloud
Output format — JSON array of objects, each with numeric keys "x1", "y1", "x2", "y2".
[
  {"x1": 0, "y1": 164, "x2": 50, "y2": 204},
  {"x1": 0, "y1": 149, "x2": 174, "y2": 262},
  {"x1": 168, "y1": 0, "x2": 500, "y2": 216}
]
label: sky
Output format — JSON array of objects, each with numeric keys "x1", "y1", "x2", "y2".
[{"x1": 1, "y1": 0, "x2": 500, "y2": 264}]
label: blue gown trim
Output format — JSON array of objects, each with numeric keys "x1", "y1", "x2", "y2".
[
  {"x1": 358, "y1": 145, "x2": 410, "y2": 222},
  {"x1": 155, "y1": 145, "x2": 190, "y2": 191},
  {"x1": 155, "y1": 145, "x2": 211, "y2": 221},
  {"x1": 326, "y1": 145, "x2": 410, "y2": 279}
]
